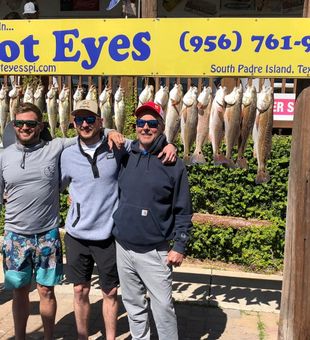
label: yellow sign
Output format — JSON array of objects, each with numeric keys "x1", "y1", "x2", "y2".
[{"x1": 0, "y1": 18, "x2": 309, "y2": 77}]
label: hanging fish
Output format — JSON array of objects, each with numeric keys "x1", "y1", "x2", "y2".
[
  {"x1": 34, "y1": 84, "x2": 45, "y2": 114},
  {"x1": 191, "y1": 86, "x2": 213, "y2": 164},
  {"x1": 9, "y1": 83, "x2": 23, "y2": 121},
  {"x1": 180, "y1": 86, "x2": 198, "y2": 165},
  {"x1": 138, "y1": 84, "x2": 154, "y2": 107},
  {"x1": 0, "y1": 84, "x2": 9, "y2": 142},
  {"x1": 209, "y1": 86, "x2": 228, "y2": 165},
  {"x1": 58, "y1": 84, "x2": 70, "y2": 138},
  {"x1": 73, "y1": 85, "x2": 84, "y2": 110},
  {"x1": 46, "y1": 85, "x2": 58, "y2": 138},
  {"x1": 252, "y1": 85, "x2": 273, "y2": 184},
  {"x1": 23, "y1": 84, "x2": 34, "y2": 104},
  {"x1": 236, "y1": 85, "x2": 257, "y2": 169},
  {"x1": 154, "y1": 85, "x2": 169, "y2": 119},
  {"x1": 99, "y1": 85, "x2": 113, "y2": 129},
  {"x1": 164, "y1": 83, "x2": 183, "y2": 144},
  {"x1": 223, "y1": 84, "x2": 243, "y2": 168},
  {"x1": 114, "y1": 86, "x2": 125, "y2": 134},
  {"x1": 86, "y1": 84, "x2": 98, "y2": 104}
]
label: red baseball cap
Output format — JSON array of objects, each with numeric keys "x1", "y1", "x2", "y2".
[{"x1": 135, "y1": 102, "x2": 164, "y2": 120}]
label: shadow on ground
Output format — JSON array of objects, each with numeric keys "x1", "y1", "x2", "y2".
[
  {"x1": 1, "y1": 265, "x2": 281, "y2": 339},
  {"x1": 16, "y1": 300, "x2": 227, "y2": 340},
  {"x1": 173, "y1": 271, "x2": 282, "y2": 310},
  {"x1": 0, "y1": 280, "x2": 37, "y2": 306}
]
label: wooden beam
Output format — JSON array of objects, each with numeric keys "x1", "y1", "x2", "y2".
[
  {"x1": 304, "y1": 0, "x2": 310, "y2": 17},
  {"x1": 155, "y1": 77, "x2": 160, "y2": 92},
  {"x1": 187, "y1": 78, "x2": 191, "y2": 90},
  {"x1": 141, "y1": 0, "x2": 157, "y2": 18},
  {"x1": 198, "y1": 78, "x2": 202, "y2": 92},
  {"x1": 273, "y1": 120, "x2": 293, "y2": 129},
  {"x1": 192, "y1": 213, "x2": 272, "y2": 229},
  {"x1": 278, "y1": 87, "x2": 310, "y2": 340},
  {"x1": 281, "y1": 79, "x2": 286, "y2": 93},
  {"x1": 98, "y1": 76, "x2": 103, "y2": 95}
]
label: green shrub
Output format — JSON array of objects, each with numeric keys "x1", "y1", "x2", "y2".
[{"x1": 187, "y1": 222, "x2": 284, "y2": 272}]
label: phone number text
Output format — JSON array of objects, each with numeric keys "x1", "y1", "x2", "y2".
[{"x1": 179, "y1": 31, "x2": 310, "y2": 53}]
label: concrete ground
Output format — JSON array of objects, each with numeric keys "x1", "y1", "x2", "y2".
[{"x1": 0, "y1": 260, "x2": 281, "y2": 339}]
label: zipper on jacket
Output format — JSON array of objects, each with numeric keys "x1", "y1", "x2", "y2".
[
  {"x1": 78, "y1": 136, "x2": 108, "y2": 178},
  {"x1": 20, "y1": 151, "x2": 26, "y2": 169}
]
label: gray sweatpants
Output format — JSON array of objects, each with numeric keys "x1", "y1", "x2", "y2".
[{"x1": 116, "y1": 242, "x2": 178, "y2": 340}]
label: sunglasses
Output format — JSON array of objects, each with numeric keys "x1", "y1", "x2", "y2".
[
  {"x1": 74, "y1": 116, "x2": 97, "y2": 125},
  {"x1": 13, "y1": 120, "x2": 40, "y2": 128},
  {"x1": 136, "y1": 119, "x2": 159, "y2": 129}
]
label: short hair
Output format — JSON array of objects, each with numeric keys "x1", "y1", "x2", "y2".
[{"x1": 15, "y1": 102, "x2": 43, "y2": 121}]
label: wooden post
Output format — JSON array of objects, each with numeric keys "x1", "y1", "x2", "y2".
[
  {"x1": 304, "y1": 0, "x2": 310, "y2": 16},
  {"x1": 278, "y1": 87, "x2": 310, "y2": 340},
  {"x1": 140, "y1": 0, "x2": 157, "y2": 99},
  {"x1": 141, "y1": 0, "x2": 157, "y2": 18},
  {"x1": 278, "y1": 2, "x2": 310, "y2": 338}
]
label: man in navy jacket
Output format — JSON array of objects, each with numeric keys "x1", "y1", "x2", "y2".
[{"x1": 113, "y1": 102, "x2": 192, "y2": 340}]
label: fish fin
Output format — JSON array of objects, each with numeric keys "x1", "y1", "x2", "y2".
[
  {"x1": 223, "y1": 158, "x2": 237, "y2": 169},
  {"x1": 236, "y1": 157, "x2": 248, "y2": 169},
  {"x1": 255, "y1": 170, "x2": 270, "y2": 185},
  {"x1": 213, "y1": 154, "x2": 229, "y2": 166},
  {"x1": 181, "y1": 107, "x2": 187, "y2": 122},
  {"x1": 183, "y1": 154, "x2": 192, "y2": 165},
  {"x1": 255, "y1": 114, "x2": 260, "y2": 129},
  {"x1": 191, "y1": 151, "x2": 206, "y2": 164}
]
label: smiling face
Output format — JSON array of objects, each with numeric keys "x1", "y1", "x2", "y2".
[
  {"x1": 136, "y1": 110, "x2": 164, "y2": 151},
  {"x1": 14, "y1": 111, "x2": 43, "y2": 146},
  {"x1": 73, "y1": 111, "x2": 103, "y2": 145}
]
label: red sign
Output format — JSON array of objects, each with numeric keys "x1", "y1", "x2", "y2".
[{"x1": 273, "y1": 93, "x2": 295, "y2": 121}]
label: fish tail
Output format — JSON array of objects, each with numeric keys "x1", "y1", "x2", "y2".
[
  {"x1": 236, "y1": 157, "x2": 248, "y2": 169},
  {"x1": 255, "y1": 170, "x2": 270, "y2": 185},
  {"x1": 214, "y1": 154, "x2": 230, "y2": 166},
  {"x1": 191, "y1": 151, "x2": 206, "y2": 164},
  {"x1": 223, "y1": 158, "x2": 236, "y2": 169},
  {"x1": 183, "y1": 154, "x2": 192, "y2": 166}
]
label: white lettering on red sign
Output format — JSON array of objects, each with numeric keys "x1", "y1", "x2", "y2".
[{"x1": 273, "y1": 93, "x2": 295, "y2": 121}]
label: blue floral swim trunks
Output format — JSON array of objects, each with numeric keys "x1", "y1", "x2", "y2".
[{"x1": 2, "y1": 227, "x2": 63, "y2": 289}]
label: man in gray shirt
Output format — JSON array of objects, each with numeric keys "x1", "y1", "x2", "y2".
[{"x1": 0, "y1": 102, "x2": 121, "y2": 340}]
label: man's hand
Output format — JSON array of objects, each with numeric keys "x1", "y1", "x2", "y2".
[
  {"x1": 107, "y1": 130, "x2": 125, "y2": 150},
  {"x1": 167, "y1": 250, "x2": 184, "y2": 267},
  {"x1": 158, "y1": 144, "x2": 177, "y2": 164}
]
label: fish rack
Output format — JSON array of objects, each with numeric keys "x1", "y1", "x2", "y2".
[{"x1": 0, "y1": 74, "x2": 296, "y2": 129}]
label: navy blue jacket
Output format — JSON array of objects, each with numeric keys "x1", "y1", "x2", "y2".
[{"x1": 112, "y1": 135, "x2": 192, "y2": 254}]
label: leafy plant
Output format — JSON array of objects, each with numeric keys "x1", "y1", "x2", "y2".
[
  {"x1": 123, "y1": 84, "x2": 138, "y2": 140},
  {"x1": 187, "y1": 223, "x2": 284, "y2": 272}
]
